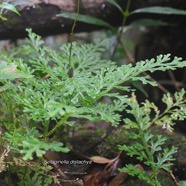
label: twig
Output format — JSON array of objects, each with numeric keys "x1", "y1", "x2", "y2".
[{"x1": 168, "y1": 70, "x2": 180, "y2": 91}]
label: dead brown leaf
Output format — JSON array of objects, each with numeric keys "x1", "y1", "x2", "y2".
[
  {"x1": 108, "y1": 172, "x2": 128, "y2": 186},
  {"x1": 89, "y1": 156, "x2": 113, "y2": 164}
]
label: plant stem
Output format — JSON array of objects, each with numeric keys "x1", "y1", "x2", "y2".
[
  {"x1": 68, "y1": 0, "x2": 80, "y2": 77},
  {"x1": 111, "y1": 0, "x2": 132, "y2": 60},
  {"x1": 136, "y1": 119, "x2": 156, "y2": 173},
  {"x1": 43, "y1": 120, "x2": 49, "y2": 137},
  {"x1": 46, "y1": 113, "x2": 71, "y2": 137}
]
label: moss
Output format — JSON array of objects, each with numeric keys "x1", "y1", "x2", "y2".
[
  {"x1": 69, "y1": 129, "x2": 106, "y2": 155},
  {"x1": 97, "y1": 126, "x2": 130, "y2": 157},
  {"x1": 97, "y1": 126, "x2": 186, "y2": 157}
]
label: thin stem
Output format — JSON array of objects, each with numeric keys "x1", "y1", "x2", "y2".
[
  {"x1": 43, "y1": 120, "x2": 49, "y2": 137},
  {"x1": 111, "y1": 0, "x2": 132, "y2": 60},
  {"x1": 68, "y1": 0, "x2": 80, "y2": 77},
  {"x1": 120, "y1": 0, "x2": 131, "y2": 34},
  {"x1": 46, "y1": 113, "x2": 71, "y2": 137},
  {"x1": 137, "y1": 121, "x2": 157, "y2": 173},
  {"x1": 168, "y1": 70, "x2": 180, "y2": 91}
]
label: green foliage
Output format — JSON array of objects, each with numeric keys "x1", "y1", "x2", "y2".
[
  {"x1": 119, "y1": 90, "x2": 186, "y2": 186},
  {"x1": 1, "y1": 30, "x2": 185, "y2": 131},
  {"x1": 17, "y1": 162, "x2": 53, "y2": 186},
  {"x1": 0, "y1": 1, "x2": 20, "y2": 18},
  {"x1": 107, "y1": 0, "x2": 123, "y2": 14},
  {"x1": 57, "y1": 13, "x2": 114, "y2": 30},
  {"x1": 131, "y1": 6, "x2": 186, "y2": 15},
  {"x1": 0, "y1": 0, "x2": 31, "y2": 20},
  {"x1": 0, "y1": 60, "x2": 32, "y2": 79},
  {"x1": 4, "y1": 127, "x2": 69, "y2": 160},
  {"x1": 154, "y1": 89, "x2": 186, "y2": 130},
  {"x1": 0, "y1": 0, "x2": 185, "y2": 185},
  {"x1": 0, "y1": 30, "x2": 185, "y2": 185},
  {"x1": 60, "y1": 0, "x2": 186, "y2": 32},
  {"x1": 178, "y1": 181, "x2": 186, "y2": 186},
  {"x1": 0, "y1": 60, "x2": 32, "y2": 92}
]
